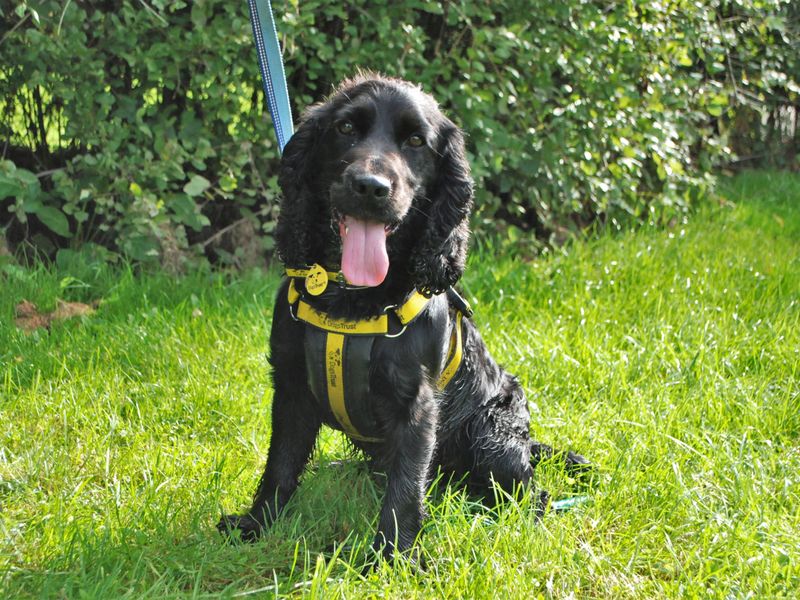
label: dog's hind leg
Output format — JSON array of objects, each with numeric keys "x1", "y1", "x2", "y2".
[
  {"x1": 452, "y1": 374, "x2": 550, "y2": 512},
  {"x1": 529, "y1": 441, "x2": 590, "y2": 469}
]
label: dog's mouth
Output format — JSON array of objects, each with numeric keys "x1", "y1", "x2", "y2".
[{"x1": 337, "y1": 215, "x2": 399, "y2": 287}]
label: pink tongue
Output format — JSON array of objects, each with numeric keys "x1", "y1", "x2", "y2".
[{"x1": 339, "y1": 216, "x2": 389, "y2": 287}]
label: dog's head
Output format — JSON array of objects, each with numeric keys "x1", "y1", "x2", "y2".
[{"x1": 276, "y1": 75, "x2": 473, "y2": 295}]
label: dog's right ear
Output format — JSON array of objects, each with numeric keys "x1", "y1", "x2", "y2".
[
  {"x1": 409, "y1": 123, "x2": 474, "y2": 296},
  {"x1": 275, "y1": 108, "x2": 327, "y2": 267}
]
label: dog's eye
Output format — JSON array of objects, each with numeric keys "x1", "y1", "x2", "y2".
[
  {"x1": 407, "y1": 134, "x2": 426, "y2": 148},
  {"x1": 337, "y1": 121, "x2": 355, "y2": 136}
]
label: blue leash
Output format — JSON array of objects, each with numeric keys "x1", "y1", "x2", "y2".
[{"x1": 247, "y1": 0, "x2": 294, "y2": 153}]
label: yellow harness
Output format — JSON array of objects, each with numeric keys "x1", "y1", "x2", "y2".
[{"x1": 286, "y1": 265, "x2": 466, "y2": 442}]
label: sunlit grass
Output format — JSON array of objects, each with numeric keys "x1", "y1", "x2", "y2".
[{"x1": 1, "y1": 171, "x2": 798, "y2": 597}]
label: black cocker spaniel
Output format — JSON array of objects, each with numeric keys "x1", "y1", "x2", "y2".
[{"x1": 218, "y1": 74, "x2": 588, "y2": 560}]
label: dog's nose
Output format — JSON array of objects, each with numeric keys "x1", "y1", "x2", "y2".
[{"x1": 352, "y1": 174, "x2": 391, "y2": 200}]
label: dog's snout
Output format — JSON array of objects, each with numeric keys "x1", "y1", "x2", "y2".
[
  {"x1": 351, "y1": 174, "x2": 391, "y2": 200},
  {"x1": 335, "y1": 165, "x2": 404, "y2": 223}
]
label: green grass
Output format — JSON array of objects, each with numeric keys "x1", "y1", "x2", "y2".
[{"x1": 1, "y1": 171, "x2": 799, "y2": 598}]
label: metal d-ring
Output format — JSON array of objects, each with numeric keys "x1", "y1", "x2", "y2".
[
  {"x1": 380, "y1": 303, "x2": 408, "y2": 337},
  {"x1": 384, "y1": 325, "x2": 407, "y2": 338}
]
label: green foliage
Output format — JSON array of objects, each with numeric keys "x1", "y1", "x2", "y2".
[
  {"x1": 1, "y1": 1, "x2": 797, "y2": 264},
  {"x1": 713, "y1": 1, "x2": 800, "y2": 165},
  {"x1": 2, "y1": 0, "x2": 276, "y2": 266}
]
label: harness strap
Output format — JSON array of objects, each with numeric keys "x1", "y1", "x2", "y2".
[
  {"x1": 287, "y1": 279, "x2": 300, "y2": 304},
  {"x1": 324, "y1": 333, "x2": 383, "y2": 442},
  {"x1": 287, "y1": 279, "x2": 430, "y2": 335},
  {"x1": 304, "y1": 328, "x2": 382, "y2": 442},
  {"x1": 299, "y1": 301, "x2": 389, "y2": 335},
  {"x1": 288, "y1": 276, "x2": 466, "y2": 443},
  {"x1": 394, "y1": 291, "x2": 431, "y2": 325},
  {"x1": 316, "y1": 310, "x2": 465, "y2": 442},
  {"x1": 437, "y1": 311, "x2": 464, "y2": 390}
]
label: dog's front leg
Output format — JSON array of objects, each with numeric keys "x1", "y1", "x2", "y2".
[
  {"x1": 252, "y1": 369, "x2": 322, "y2": 515},
  {"x1": 218, "y1": 371, "x2": 321, "y2": 541},
  {"x1": 373, "y1": 383, "x2": 438, "y2": 561},
  {"x1": 218, "y1": 307, "x2": 322, "y2": 542}
]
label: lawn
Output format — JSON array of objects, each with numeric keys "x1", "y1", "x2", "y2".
[{"x1": 1, "y1": 171, "x2": 798, "y2": 598}]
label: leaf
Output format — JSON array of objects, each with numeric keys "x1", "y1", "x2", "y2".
[
  {"x1": 219, "y1": 175, "x2": 238, "y2": 192},
  {"x1": 0, "y1": 175, "x2": 23, "y2": 200},
  {"x1": 34, "y1": 205, "x2": 71, "y2": 237},
  {"x1": 183, "y1": 175, "x2": 211, "y2": 197},
  {"x1": 123, "y1": 235, "x2": 160, "y2": 261},
  {"x1": 676, "y1": 48, "x2": 693, "y2": 67},
  {"x1": 170, "y1": 194, "x2": 210, "y2": 231},
  {"x1": 1, "y1": 166, "x2": 40, "y2": 201},
  {"x1": 191, "y1": 2, "x2": 207, "y2": 28}
]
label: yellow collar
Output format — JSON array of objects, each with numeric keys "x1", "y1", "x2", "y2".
[{"x1": 285, "y1": 264, "x2": 347, "y2": 296}]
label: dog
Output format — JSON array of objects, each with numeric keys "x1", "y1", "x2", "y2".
[{"x1": 218, "y1": 74, "x2": 588, "y2": 560}]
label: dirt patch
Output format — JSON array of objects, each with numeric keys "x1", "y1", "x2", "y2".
[{"x1": 14, "y1": 299, "x2": 97, "y2": 333}]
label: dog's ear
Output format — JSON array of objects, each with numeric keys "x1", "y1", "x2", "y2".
[
  {"x1": 410, "y1": 124, "x2": 474, "y2": 295},
  {"x1": 275, "y1": 109, "x2": 328, "y2": 267}
]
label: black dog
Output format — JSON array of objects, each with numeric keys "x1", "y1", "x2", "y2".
[{"x1": 218, "y1": 75, "x2": 587, "y2": 559}]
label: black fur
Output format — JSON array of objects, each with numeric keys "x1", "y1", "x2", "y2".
[{"x1": 218, "y1": 75, "x2": 588, "y2": 560}]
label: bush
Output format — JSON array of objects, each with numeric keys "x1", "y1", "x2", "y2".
[{"x1": 1, "y1": 1, "x2": 797, "y2": 266}]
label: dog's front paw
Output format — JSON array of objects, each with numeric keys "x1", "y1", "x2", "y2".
[{"x1": 217, "y1": 513, "x2": 265, "y2": 543}]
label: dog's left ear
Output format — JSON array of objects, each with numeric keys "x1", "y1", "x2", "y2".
[{"x1": 410, "y1": 124, "x2": 474, "y2": 295}]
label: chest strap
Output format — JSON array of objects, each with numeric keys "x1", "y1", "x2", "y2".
[
  {"x1": 288, "y1": 279, "x2": 430, "y2": 336},
  {"x1": 313, "y1": 311, "x2": 465, "y2": 443},
  {"x1": 302, "y1": 328, "x2": 382, "y2": 443}
]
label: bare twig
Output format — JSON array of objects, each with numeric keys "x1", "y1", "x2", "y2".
[
  {"x1": 33, "y1": 85, "x2": 48, "y2": 157},
  {"x1": 36, "y1": 168, "x2": 64, "y2": 178},
  {"x1": 137, "y1": 0, "x2": 168, "y2": 26},
  {"x1": 247, "y1": 145, "x2": 270, "y2": 197},
  {"x1": 726, "y1": 153, "x2": 770, "y2": 165},
  {"x1": 716, "y1": 14, "x2": 739, "y2": 104},
  {"x1": 200, "y1": 207, "x2": 270, "y2": 248},
  {"x1": 0, "y1": 13, "x2": 30, "y2": 47},
  {"x1": 57, "y1": 0, "x2": 73, "y2": 36}
]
